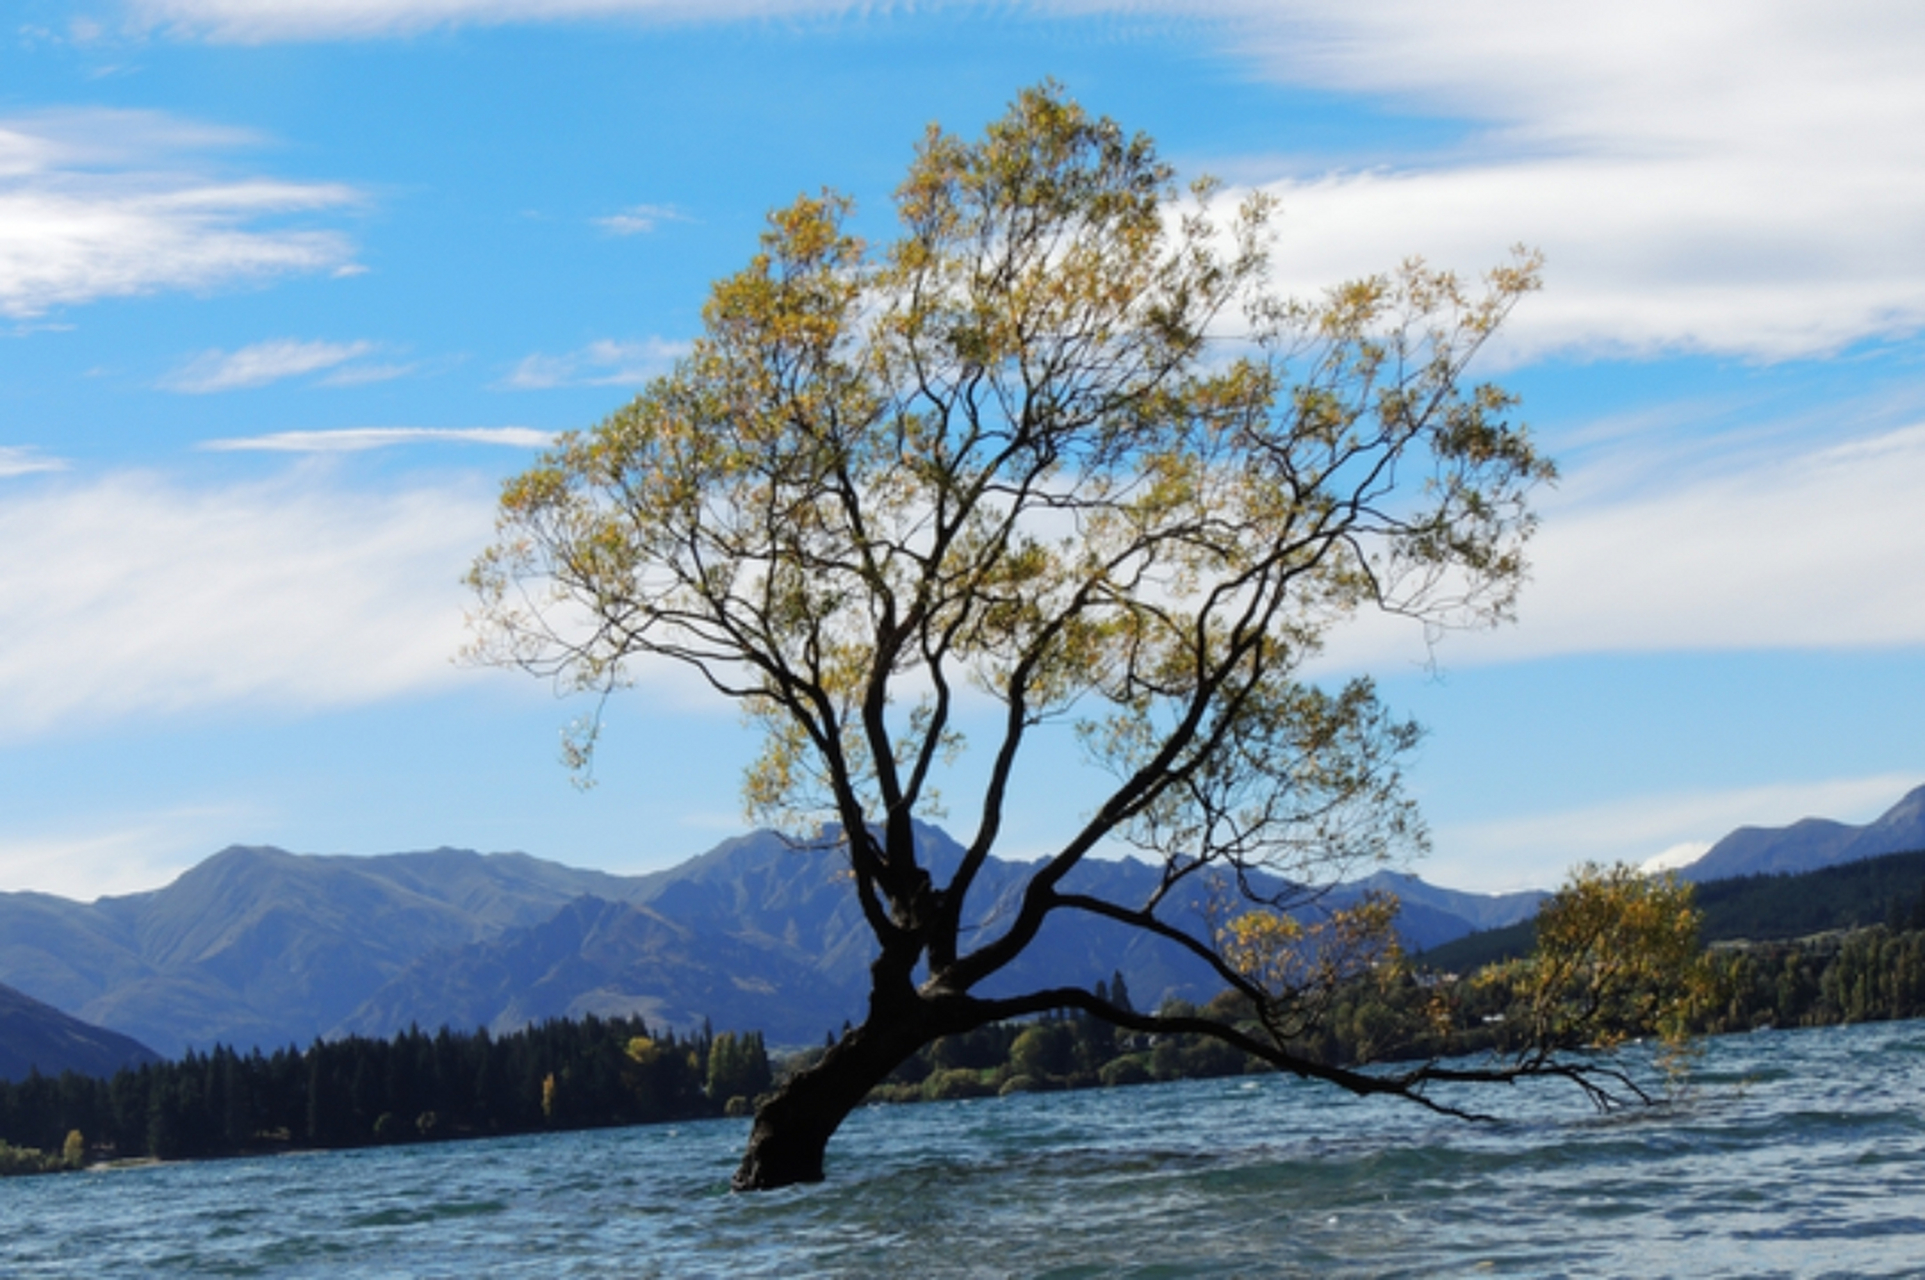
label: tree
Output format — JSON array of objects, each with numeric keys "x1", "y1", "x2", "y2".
[
  {"x1": 1007, "y1": 1020, "x2": 1078, "y2": 1084},
  {"x1": 1519, "y1": 863, "x2": 1705, "y2": 1052},
  {"x1": 706, "y1": 1030, "x2": 774, "y2": 1106},
  {"x1": 1475, "y1": 862, "x2": 1708, "y2": 1103},
  {"x1": 469, "y1": 83, "x2": 1563, "y2": 1190}
]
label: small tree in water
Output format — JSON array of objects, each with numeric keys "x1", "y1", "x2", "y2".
[
  {"x1": 1497, "y1": 863, "x2": 1708, "y2": 1063},
  {"x1": 470, "y1": 83, "x2": 1595, "y2": 1190}
]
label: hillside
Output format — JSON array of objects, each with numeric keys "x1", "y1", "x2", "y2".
[
  {"x1": 0, "y1": 982, "x2": 158, "y2": 1082},
  {"x1": 1419, "y1": 845, "x2": 1925, "y2": 972}
]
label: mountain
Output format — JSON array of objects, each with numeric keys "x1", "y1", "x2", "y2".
[
  {"x1": 0, "y1": 982, "x2": 159, "y2": 1083},
  {"x1": 0, "y1": 846, "x2": 653, "y2": 1057},
  {"x1": 1353, "y1": 871, "x2": 1547, "y2": 937},
  {"x1": 1683, "y1": 784, "x2": 1925, "y2": 882},
  {"x1": 1420, "y1": 845, "x2": 1925, "y2": 974},
  {"x1": 0, "y1": 829, "x2": 1545, "y2": 1056},
  {"x1": 340, "y1": 828, "x2": 881, "y2": 1045},
  {"x1": 342, "y1": 894, "x2": 857, "y2": 1045},
  {"x1": 1840, "y1": 785, "x2": 1925, "y2": 862},
  {"x1": 340, "y1": 828, "x2": 1240, "y2": 1046}
]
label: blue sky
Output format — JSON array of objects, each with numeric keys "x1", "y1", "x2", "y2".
[{"x1": 3, "y1": 1, "x2": 1923, "y2": 900}]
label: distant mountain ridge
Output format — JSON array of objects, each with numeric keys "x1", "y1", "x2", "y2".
[
  {"x1": 0, "y1": 846, "x2": 658, "y2": 1058},
  {"x1": 1422, "y1": 844, "x2": 1925, "y2": 975},
  {"x1": 0, "y1": 828, "x2": 1543, "y2": 1058},
  {"x1": 341, "y1": 826, "x2": 1551, "y2": 1046},
  {"x1": 1682, "y1": 784, "x2": 1925, "y2": 882},
  {"x1": 6, "y1": 786, "x2": 1919, "y2": 1065}
]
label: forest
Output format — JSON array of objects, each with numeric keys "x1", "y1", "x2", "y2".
[{"x1": 0, "y1": 1016, "x2": 769, "y2": 1172}]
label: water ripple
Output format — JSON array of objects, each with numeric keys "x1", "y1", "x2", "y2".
[{"x1": 9, "y1": 1022, "x2": 1925, "y2": 1277}]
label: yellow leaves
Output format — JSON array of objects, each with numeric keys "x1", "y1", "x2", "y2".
[
  {"x1": 765, "y1": 192, "x2": 860, "y2": 265},
  {"x1": 1502, "y1": 862, "x2": 1708, "y2": 1052},
  {"x1": 1220, "y1": 910, "x2": 1305, "y2": 979},
  {"x1": 742, "y1": 714, "x2": 813, "y2": 828},
  {"x1": 1131, "y1": 446, "x2": 1204, "y2": 526},
  {"x1": 1215, "y1": 892, "x2": 1402, "y2": 1041}
]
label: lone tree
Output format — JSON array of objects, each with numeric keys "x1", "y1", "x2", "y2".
[{"x1": 470, "y1": 84, "x2": 1569, "y2": 1191}]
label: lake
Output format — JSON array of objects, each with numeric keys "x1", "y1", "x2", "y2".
[{"x1": 7, "y1": 1019, "x2": 1925, "y2": 1277}]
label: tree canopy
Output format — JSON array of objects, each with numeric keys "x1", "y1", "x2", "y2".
[{"x1": 469, "y1": 83, "x2": 1565, "y2": 1190}]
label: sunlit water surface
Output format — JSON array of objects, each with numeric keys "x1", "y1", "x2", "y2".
[{"x1": 8, "y1": 1021, "x2": 1925, "y2": 1277}]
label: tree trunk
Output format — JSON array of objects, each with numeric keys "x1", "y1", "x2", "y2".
[{"x1": 730, "y1": 1010, "x2": 937, "y2": 1191}]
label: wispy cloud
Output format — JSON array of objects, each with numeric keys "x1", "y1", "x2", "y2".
[
  {"x1": 163, "y1": 338, "x2": 380, "y2": 393},
  {"x1": 1321, "y1": 409, "x2": 1925, "y2": 671},
  {"x1": 125, "y1": 0, "x2": 843, "y2": 41},
  {"x1": 0, "y1": 471, "x2": 492, "y2": 738},
  {"x1": 0, "y1": 447, "x2": 67, "y2": 478},
  {"x1": 1196, "y1": 1, "x2": 1925, "y2": 360},
  {"x1": 0, "y1": 808, "x2": 243, "y2": 899},
  {"x1": 1506, "y1": 420, "x2": 1925, "y2": 656},
  {"x1": 1246, "y1": 152, "x2": 1925, "y2": 363},
  {"x1": 201, "y1": 426, "x2": 554, "y2": 453},
  {"x1": 317, "y1": 360, "x2": 414, "y2": 387},
  {"x1": 121, "y1": 3, "x2": 1925, "y2": 361},
  {"x1": 594, "y1": 203, "x2": 691, "y2": 236},
  {"x1": 0, "y1": 108, "x2": 361, "y2": 316},
  {"x1": 504, "y1": 337, "x2": 688, "y2": 389}
]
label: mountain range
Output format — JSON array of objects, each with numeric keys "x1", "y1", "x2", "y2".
[
  {"x1": 1680, "y1": 783, "x2": 1925, "y2": 881},
  {"x1": 0, "y1": 825, "x2": 1540, "y2": 1062},
  {"x1": 4, "y1": 782, "x2": 1920, "y2": 1075}
]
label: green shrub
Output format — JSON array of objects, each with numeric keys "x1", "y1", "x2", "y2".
[
  {"x1": 0, "y1": 1140, "x2": 66, "y2": 1177},
  {"x1": 922, "y1": 1068, "x2": 997, "y2": 1101}
]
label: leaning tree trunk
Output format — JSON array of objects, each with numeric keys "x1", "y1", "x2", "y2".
[{"x1": 732, "y1": 986, "x2": 971, "y2": 1191}]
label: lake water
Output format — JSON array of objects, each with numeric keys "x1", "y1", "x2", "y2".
[{"x1": 8, "y1": 1019, "x2": 1925, "y2": 1277}]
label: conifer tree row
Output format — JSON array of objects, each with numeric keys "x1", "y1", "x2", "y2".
[{"x1": 0, "y1": 1015, "x2": 767, "y2": 1165}]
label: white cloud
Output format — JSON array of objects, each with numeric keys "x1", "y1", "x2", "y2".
[
  {"x1": 0, "y1": 447, "x2": 67, "y2": 478},
  {"x1": 163, "y1": 338, "x2": 379, "y2": 392},
  {"x1": 0, "y1": 471, "x2": 494, "y2": 738},
  {"x1": 1429, "y1": 772, "x2": 1920, "y2": 892},
  {"x1": 1249, "y1": 155, "x2": 1925, "y2": 362},
  {"x1": 504, "y1": 337, "x2": 688, "y2": 389},
  {"x1": 1188, "y1": 1, "x2": 1925, "y2": 360},
  {"x1": 1504, "y1": 420, "x2": 1925, "y2": 656},
  {"x1": 595, "y1": 203, "x2": 690, "y2": 236},
  {"x1": 1323, "y1": 416, "x2": 1925, "y2": 670},
  {"x1": 122, "y1": 3, "x2": 1925, "y2": 360},
  {"x1": 1640, "y1": 842, "x2": 1711, "y2": 876},
  {"x1": 201, "y1": 426, "x2": 553, "y2": 452},
  {"x1": 0, "y1": 810, "x2": 237, "y2": 899},
  {"x1": 0, "y1": 108, "x2": 361, "y2": 316},
  {"x1": 317, "y1": 361, "x2": 415, "y2": 387},
  {"x1": 125, "y1": 0, "x2": 841, "y2": 41}
]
